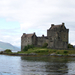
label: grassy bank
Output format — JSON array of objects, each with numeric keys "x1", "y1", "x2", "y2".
[
  {"x1": 18, "y1": 47, "x2": 75, "y2": 56},
  {"x1": 1, "y1": 48, "x2": 75, "y2": 56}
]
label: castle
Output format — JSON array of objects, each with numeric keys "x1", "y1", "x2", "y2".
[{"x1": 21, "y1": 23, "x2": 69, "y2": 51}]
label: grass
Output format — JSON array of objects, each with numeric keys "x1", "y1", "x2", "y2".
[
  {"x1": 18, "y1": 47, "x2": 75, "y2": 55},
  {"x1": 1, "y1": 47, "x2": 75, "y2": 56}
]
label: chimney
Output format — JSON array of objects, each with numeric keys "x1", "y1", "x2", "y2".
[
  {"x1": 34, "y1": 32, "x2": 35, "y2": 35},
  {"x1": 51, "y1": 24, "x2": 54, "y2": 27},
  {"x1": 23, "y1": 33, "x2": 26, "y2": 35},
  {"x1": 62, "y1": 23, "x2": 64, "y2": 26},
  {"x1": 23, "y1": 33, "x2": 26, "y2": 37},
  {"x1": 42, "y1": 35, "x2": 44, "y2": 37}
]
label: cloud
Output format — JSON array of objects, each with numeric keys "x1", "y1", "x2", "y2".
[
  {"x1": 0, "y1": 28, "x2": 21, "y2": 47},
  {"x1": 0, "y1": 0, "x2": 75, "y2": 46},
  {"x1": 0, "y1": 34, "x2": 21, "y2": 47},
  {"x1": 0, "y1": 0, "x2": 75, "y2": 25}
]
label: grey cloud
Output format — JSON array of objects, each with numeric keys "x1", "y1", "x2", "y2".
[
  {"x1": 0, "y1": 0, "x2": 75, "y2": 45},
  {"x1": 0, "y1": 28, "x2": 21, "y2": 35}
]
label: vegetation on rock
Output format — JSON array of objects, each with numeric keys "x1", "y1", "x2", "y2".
[
  {"x1": 4, "y1": 49, "x2": 12, "y2": 53},
  {"x1": 18, "y1": 46, "x2": 75, "y2": 56}
]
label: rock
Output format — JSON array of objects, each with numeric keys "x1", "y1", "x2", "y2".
[
  {"x1": 28, "y1": 53, "x2": 37, "y2": 56},
  {"x1": 68, "y1": 54, "x2": 75, "y2": 57},
  {"x1": 0, "y1": 51, "x2": 4, "y2": 54},
  {"x1": 18, "y1": 53, "x2": 37, "y2": 56},
  {"x1": 18, "y1": 53, "x2": 28, "y2": 56},
  {"x1": 50, "y1": 53, "x2": 56, "y2": 56},
  {"x1": 56, "y1": 54, "x2": 63, "y2": 57}
]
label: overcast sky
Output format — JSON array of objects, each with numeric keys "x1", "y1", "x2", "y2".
[{"x1": 0, "y1": 0, "x2": 75, "y2": 47}]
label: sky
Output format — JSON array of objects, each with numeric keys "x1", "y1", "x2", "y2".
[{"x1": 0, "y1": 0, "x2": 75, "y2": 47}]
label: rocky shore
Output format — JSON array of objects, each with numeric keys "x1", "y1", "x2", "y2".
[{"x1": 0, "y1": 51, "x2": 75, "y2": 57}]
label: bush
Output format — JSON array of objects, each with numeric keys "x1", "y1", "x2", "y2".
[
  {"x1": 68, "y1": 43, "x2": 74, "y2": 48},
  {"x1": 27, "y1": 45, "x2": 34, "y2": 49},
  {"x1": 63, "y1": 50, "x2": 68, "y2": 54},
  {"x1": 4, "y1": 49, "x2": 11, "y2": 53},
  {"x1": 23, "y1": 45, "x2": 34, "y2": 51},
  {"x1": 23, "y1": 46, "x2": 28, "y2": 51},
  {"x1": 42, "y1": 43, "x2": 48, "y2": 48},
  {"x1": 57, "y1": 52, "x2": 60, "y2": 54}
]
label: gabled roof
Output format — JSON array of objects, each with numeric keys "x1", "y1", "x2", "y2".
[
  {"x1": 26, "y1": 34, "x2": 34, "y2": 37},
  {"x1": 21, "y1": 33, "x2": 35, "y2": 38},
  {"x1": 50, "y1": 25, "x2": 63, "y2": 30},
  {"x1": 49, "y1": 23, "x2": 66, "y2": 30}
]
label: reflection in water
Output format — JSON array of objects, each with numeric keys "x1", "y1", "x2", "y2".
[
  {"x1": 21, "y1": 57, "x2": 69, "y2": 75},
  {"x1": 0, "y1": 55, "x2": 75, "y2": 75}
]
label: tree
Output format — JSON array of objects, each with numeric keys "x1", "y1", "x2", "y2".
[{"x1": 68, "y1": 43, "x2": 74, "y2": 48}]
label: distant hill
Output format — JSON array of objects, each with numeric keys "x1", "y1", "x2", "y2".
[{"x1": 0, "y1": 41, "x2": 20, "y2": 51}]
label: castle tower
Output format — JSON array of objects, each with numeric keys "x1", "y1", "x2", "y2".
[
  {"x1": 47, "y1": 23, "x2": 69, "y2": 49},
  {"x1": 21, "y1": 23, "x2": 69, "y2": 50},
  {"x1": 21, "y1": 33, "x2": 37, "y2": 51}
]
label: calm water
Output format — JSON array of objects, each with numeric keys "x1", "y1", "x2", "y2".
[{"x1": 0, "y1": 55, "x2": 75, "y2": 75}]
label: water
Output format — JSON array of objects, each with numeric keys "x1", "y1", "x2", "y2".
[{"x1": 0, "y1": 55, "x2": 75, "y2": 75}]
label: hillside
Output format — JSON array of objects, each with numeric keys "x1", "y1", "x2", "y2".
[{"x1": 0, "y1": 41, "x2": 20, "y2": 51}]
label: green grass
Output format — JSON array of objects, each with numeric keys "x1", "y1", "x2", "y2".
[{"x1": 18, "y1": 47, "x2": 75, "y2": 56}]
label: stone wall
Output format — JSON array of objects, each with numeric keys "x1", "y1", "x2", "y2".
[
  {"x1": 32, "y1": 34, "x2": 37, "y2": 45},
  {"x1": 47, "y1": 23, "x2": 69, "y2": 49},
  {"x1": 21, "y1": 34, "x2": 33, "y2": 51},
  {"x1": 21, "y1": 23, "x2": 69, "y2": 51},
  {"x1": 37, "y1": 36, "x2": 48, "y2": 47}
]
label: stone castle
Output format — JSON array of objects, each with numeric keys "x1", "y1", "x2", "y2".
[{"x1": 21, "y1": 23, "x2": 69, "y2": 51}]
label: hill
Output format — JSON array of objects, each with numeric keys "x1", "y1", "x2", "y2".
[{"x1": 0, "y1": 41, "x2": 20, "y2": 51}]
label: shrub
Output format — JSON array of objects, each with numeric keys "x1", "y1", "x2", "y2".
[
  {"x1": 57, "y1": 52, "x2": 60, "y2": 54},
  {"x1": 23, "y1": 45, "x2": 34, "y2": 51},
  {"x1": 68, "y1": 43, "x2": 74, "y2": 48},
  {"x1": 27, "y1": 45, "x2": 34, "y2": 48},
  {"x1": 63, "y1": 50, "x2": 68, "y2": 54},
  {"x1": 42, "y1": 43, "x2": 48, "y2": 48},
  {"x1": 23, "y1": 46, "x2": 28, "y2": 51},
  {"x1": 4, "y1": 49, "x2": 11, "y2": 53}
]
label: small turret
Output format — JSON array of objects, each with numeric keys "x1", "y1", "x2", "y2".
[
  {"x1": 62, "y1": 23, "x2": 64, "y2": 26},
  {"x1": 33, "y1": 32, "x2": 35, "y2": 35},
  {"x1": 42, "y1": 35, "x2": 44, "y2": 37},
  {"x1": 22, "y1": 33, "x2": 26, "y2": 37},
  {"x1": 23, "y1": 33, "x2": 26, "y2": 35},
  {"x1": 51, "y1": 24, "x2": 54, "y2": 27}
]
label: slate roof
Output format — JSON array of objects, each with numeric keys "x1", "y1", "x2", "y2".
[
  {"x1": 22, "y1": 33, "x2": 34, "y2": 38},
  {"x1": 49, "y1": 23, "x2": 66, "y2": 30},
  {"x1": 26, "y1": 34, "x2": 34, "y2": 37},
  {"x1": 50, "y1": 25, "x2": 62, "y2": 30}
]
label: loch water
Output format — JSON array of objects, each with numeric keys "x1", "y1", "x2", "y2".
[{"x1": 0, "y1": 55, "x2": 75, "y2": 75}]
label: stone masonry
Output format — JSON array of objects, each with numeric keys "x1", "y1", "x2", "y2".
[{"x1": 21, "y1": 23, "x2": 69, "y2": 51}]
